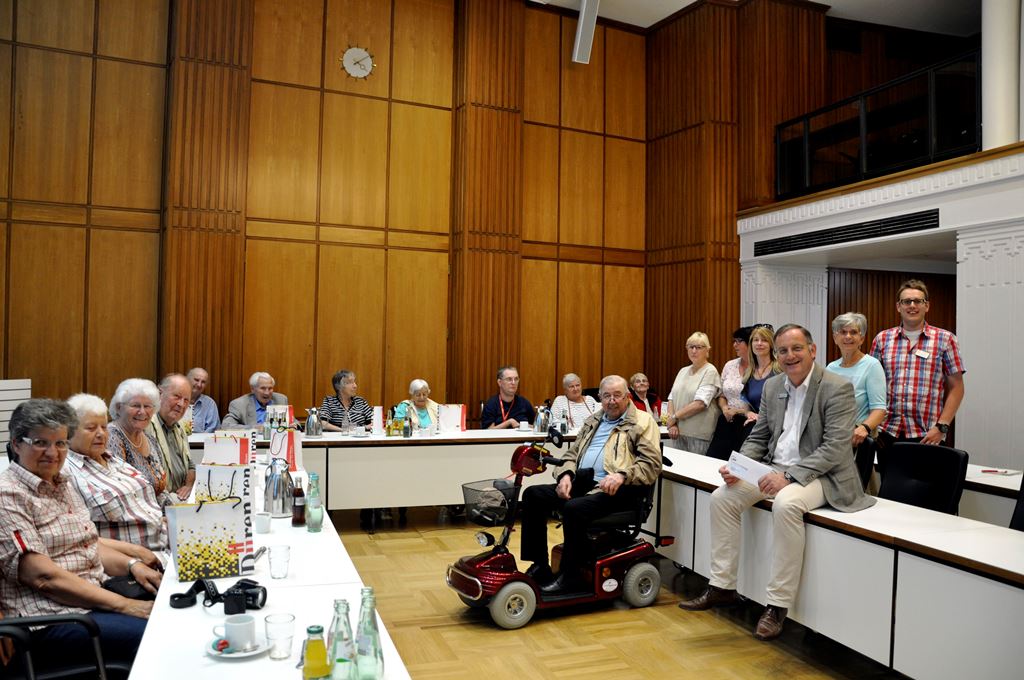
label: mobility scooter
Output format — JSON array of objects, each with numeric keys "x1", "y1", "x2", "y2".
[{"x1": 445, "y1": 429, "x2": 673, "y2": 629}]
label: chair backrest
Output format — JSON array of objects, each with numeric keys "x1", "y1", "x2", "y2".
[
  {"x1": 1010, "y1": 477, "x2": 1024, "y2": 532},
  {"x1": 588, "y1": 482, "x2": 656, "y2": 538},
  {"x1": 854, "y1": 436, "x2": 876, "y2": 490},
  {"x1": 878, "y1": 442, "x2": 969, "y2": 514}
]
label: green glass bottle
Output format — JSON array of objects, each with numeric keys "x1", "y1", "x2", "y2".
[{"x1": 355, "y1": 588, "x2": 384, "y2": 680}]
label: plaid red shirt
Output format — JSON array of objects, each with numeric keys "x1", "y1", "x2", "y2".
[
  {"x1": 0, "y1": 464, "x2": 105, "y2": 618},
  {"x1": 870, "y1": 322, "x2": 965, "y2": 438}
]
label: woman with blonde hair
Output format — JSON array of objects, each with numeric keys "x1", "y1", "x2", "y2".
[{"x1": 666, "y1": 332, "x2": 721, "y2": 455}]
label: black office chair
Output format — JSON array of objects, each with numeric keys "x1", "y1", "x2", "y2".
[
  {"x1": 1009, "y1": 476, "x2": 1024, "y2": 532},
  {"x1": 0, "y1": 613, "x2": 131, "y2": 679},
  {"x1": 854, "y1": 436, "x2": 876, "y2": 490},
  {"x1": 878, "y1": 442, "x2": 969, "y2": 514}
]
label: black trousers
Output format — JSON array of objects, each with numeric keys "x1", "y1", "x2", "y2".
[{"x1": 520, "y1": 474, "x2": 644, "y2": 575}]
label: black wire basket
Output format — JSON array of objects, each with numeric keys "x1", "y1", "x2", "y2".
[{"x1": 462, "y1": 479, "x2": 515, "y2": 527}]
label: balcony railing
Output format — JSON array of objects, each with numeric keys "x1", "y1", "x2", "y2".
[{"x1": 776, "y1": 49, "x2": 981, "y2": 201}]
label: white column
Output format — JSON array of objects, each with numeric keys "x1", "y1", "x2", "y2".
[
  {"x1": 982, "y1": 0, "x2": 1022, "y2": 149},
  {"x1": 956, "y1": 222, "x2": 1024, "y2": 470},
  {"x1": 740, "y1": 262, "x2": 828, "y2": 364},
  {"x1": 1020, "y1": 0, "x2": 1024, "y2": 140}
]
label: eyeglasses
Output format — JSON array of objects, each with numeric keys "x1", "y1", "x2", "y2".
[
  {"x1": 835, "y1": 328, "x2": 862, "y2": 337},
  {"x1": 899, "y1": 298, "x2": 927, "y2": 307},
  {"x1": 600, "y1": 392, "x2": 627, "y2": 402},
  {"x1": 20, "y1": 437, "x2": 70, "y2": 452},
  {"x1": 731, "y1": 338, "x2": 747, "y2": 344},
  {"x1": 686, "y1": 344, "x2": 708, "y2": 351}
]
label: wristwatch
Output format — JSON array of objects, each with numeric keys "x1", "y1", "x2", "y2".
[
  {"x1": 783, "y1": 472, "x2": 795, "y2": 483},
  {"x1": 935, "y1": 422, "x2": 949, "y2": 435}
]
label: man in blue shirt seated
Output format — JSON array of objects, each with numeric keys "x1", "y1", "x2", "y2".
[
  {"x1": 187, "y1": 367, "x2": 220, "y2": 433},
  {"x1": 480, "y1": 365, "x2": 534, "y2": 429},
  {"x1": 519, "y1": 375, "x2": 662, "y2": 593},
  {"x1": 222, "y1": 371, "x2": 289, "y2": 427}
]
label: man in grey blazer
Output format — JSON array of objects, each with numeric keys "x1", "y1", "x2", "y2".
[
  {"x1": 679, "y1": 324, "x2": 875, "y2": 641},
  {"x1": 222, "y1": 371, "x2": 289, "y2": 427}
]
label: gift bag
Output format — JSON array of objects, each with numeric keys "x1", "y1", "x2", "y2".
[
  {"x1": 269, "y1": 428, "x2": 302, "y2": 472},
  {"x1": 438, "y1": 404, "x2": 467, "y2": 432},
  {"x1": 202, "y1": 434, "x2": 252, "y2": 465},
  {"x1": 166, "y1": 498, "x2": 254, "y2": 581}
]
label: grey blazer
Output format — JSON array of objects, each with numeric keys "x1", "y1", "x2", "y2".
[
  {"x1": 739, "y1": 363, "x2": 874, "y2": 513},
  {"x1": 222, "y1": 392, "x2": 289, "y2": 428}
]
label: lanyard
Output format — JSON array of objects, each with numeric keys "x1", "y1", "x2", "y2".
[{"x1": 499, "y1": 397, "x2": 514, "y2": 422}]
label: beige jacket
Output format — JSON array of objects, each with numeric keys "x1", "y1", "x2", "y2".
[{"x1": 558, "y1": 401, "x2": 662, "y2": 487}]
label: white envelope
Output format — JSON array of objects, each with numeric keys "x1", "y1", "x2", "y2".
[{"x1": 727, "y1": 451, "x2": 773, "y2": 487}]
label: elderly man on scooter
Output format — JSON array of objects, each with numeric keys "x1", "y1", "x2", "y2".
[{"x1": 520, "y1": 374, "x2": 663, "y2": 594}]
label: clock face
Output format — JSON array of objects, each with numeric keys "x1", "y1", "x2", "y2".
[{"x1": 342, "y1": 46, "x2": 374, "y2": 79}]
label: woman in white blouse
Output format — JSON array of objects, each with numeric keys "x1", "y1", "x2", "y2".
[
  {"x1": 667, "y1": 332, "x2": 722, "y2": 455},
  {"x1": 549, "y1": 373, "x2": 599, "y2": 432}
]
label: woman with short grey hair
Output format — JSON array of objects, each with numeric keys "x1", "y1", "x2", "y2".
[
  {"x1": 826, "y1": 312, "x2": 887, "y2": 449},
  {"x1": 107, "y1": 378, "x2": 177, "y2": 505},
  {"x1": 550, "y1": 373, "x2": 598, "y2": 431},
  {"x1": 393, "y1": 378, "x2": 439, "y2": 430}
]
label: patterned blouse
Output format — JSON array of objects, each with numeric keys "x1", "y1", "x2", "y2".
[
  {"x1": 719, "y1": 358, "x2": 750, "y2": 411},
  {"x1": 107, "y1": 422, "x2": 178, "y2": 507}
]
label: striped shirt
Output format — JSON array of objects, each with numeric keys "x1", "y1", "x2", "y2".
[
  {"x1": 0, "y1": 464, "x2": 105, "y2": 617},
  {"x1": 870, "y1": 323, "x2": 965, "y2": 438},
  {"x1": 320, "y1": 395, "x2": 373, "y2": 427},
  {"x1": 63, "y1": 450, "x2": 169, "y2": 562}
]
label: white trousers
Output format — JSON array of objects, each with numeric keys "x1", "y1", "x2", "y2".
[{"x1": 708, "y1": 477, "x2": 825, "y2": 608}]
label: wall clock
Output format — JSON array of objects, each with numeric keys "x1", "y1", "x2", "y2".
[{"x1": 341, "y1": 46, "x2": 374, "y2": 79}]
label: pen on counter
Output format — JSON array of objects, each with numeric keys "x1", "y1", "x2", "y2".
[{"x1": 980, "y1": 469, "x2": 1001, "y2": 473}]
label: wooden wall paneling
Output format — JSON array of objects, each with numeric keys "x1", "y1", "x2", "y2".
[
  {"x1": 604, "y1": 137, "x2": 644, "y2": 250},
  {"x1": 92, "y1": 61, "x2": 165, "y2": 210},
  {"x1": 246, "y1": 82, "x2": 320, "y2": 222},
  {"x1": 605, "y1": 28, "x2": 644, "y2": 140},
  {"x1": 8, "y1": 225, "x2": 85, "y2": 397},
  {"x1": 560, "y1": 17, "x2": 604, "y2": 133},
  {"x1": 557, "y1": 261, "x2": 602, "y2": 390},
  {"x1": 384, "y1": 249, "x2": 448, "y2": 408},
  {"x1": 12, "y1": 48, "x2": 92, "y2": 203},
  {"x1": 522, "y1": 123, "x2": 558, "y2": 243},
  {"x1": 0, "y1": 45, "x2": 10, "y2": 197},
  {"x1": 17, "y1": 0, "x2": 93, "y2": 52},
  {"x1": 0, "y1": 224, "x2": 5, "y2": 376},
  {"x1": 316, "y1": 244, "x2": 386, "y2": 407},
  {"x1": 242, "y1": 239, "x2": 317, "y2": 408},
  {"x1": 456, "y1": 107, "x2": 520, "y2": 235},
  {"x1": 321, "y1": 93, "x2": 388, "y2": 227},
  {"x1": 252, "y1": 0, "x2": 323, "y2": 87},
  {"x1": 559, "y1": 129, "x2": 603, "y2": 247},
  {"x1": 86, "y1": 230, "x2": 159, "y2": 400},
  {"x1": 519, "y1": 258, "x2": 557, "y2": 406},
  {"x1": 98, "y1": 0, "x2": 170, "y2": 63},
  {"x1": 522, "y1": 7, "x2": 559, "y2": 125},
  {"x1": 388, "y1": 102, "x2": 452, "y2": 231},
  {"x1": 392, "y1": 0, "x2": 454, "y2": 107},
  {"x1": 455, "y1": 0, "x2": 523, "y2": 111},
  {"x1": 825, "y1": 268, "x2": 957, "y2": 363},
  {"x1": 602, "y1": 265, "x2": 644, "y2": 382},
  {"x1": 324, "y1": 0, "x2": 392, "y2": 98},
  {"x1": 0, "y1": 0, "x2": 11, "y2": 41}
]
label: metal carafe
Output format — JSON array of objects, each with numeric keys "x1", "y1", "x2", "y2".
[
  {"x1": 305, "y1": 407, "x2": 323, "y2": 438},
  {"x1": 264, "y1": 458, "x2": 294, "y2": 518},
  {"x1": 534, "y1": 405, "x2": 550, "y2": 433}
]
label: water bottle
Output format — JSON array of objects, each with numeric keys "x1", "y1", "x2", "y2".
[
  {"x1": 328, "y1": 599, "x2": 356, "y2": 679},
  {"x1": 355, "y1": 588, "x2": 383, "y2": 679},
  {"x1": 306, "y1": 472, "x2": 324, "y2": 533}
]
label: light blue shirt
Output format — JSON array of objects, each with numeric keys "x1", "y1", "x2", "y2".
[
  {"x1": 253, "y1": 395, "x2": 268, "y2": 425},
  {"x1": 190, "y1": 394, "x2": 220, "y2": 433},
  {"x1": 826, "y1": 354, "x2": 887, "y2": 424},
  {"x1": 393, "y1": 401, "x2": 431, "y2": 426},
  {"x1": 577, "y1": 414, "x2": 623, "y2": 482}
]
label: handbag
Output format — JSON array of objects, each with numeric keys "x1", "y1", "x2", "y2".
[{"x1": 102, "y1": 575, "x2": 156, "y2": 601}]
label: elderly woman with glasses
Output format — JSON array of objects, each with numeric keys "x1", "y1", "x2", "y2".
[
  {"x1": 321, "y1": 369, "x2": 373, "y2": 432},
  {"x1": 550, "y1": 373, "x2": 599, "y2": 432},
  {"x1": 826, "y1": 312, "x2": 887, "y2": 447},
  {"x1": 666, "y1": 332, "x2": 722, "y2": 455},
  {"x1": 0, "y1": 399, "x2": 161, "y2": 673},
  {"x1": 107, "y1": 378, "x2": 178, "y2": 506},
  {"x1": 64, "y1": 393, "x2": 169, "y2": 564},
  {"x1": 627, "y1": 373, "x2": 662, "y2": 419},
  {"x1": 393, "y1": 379, "x2": 439, "y2": 430}
]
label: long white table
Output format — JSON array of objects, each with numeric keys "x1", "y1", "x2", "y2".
[
  {"x1": 647, "y1": 447, "x2": 1024, "y2": 679},
  {"x1": 130, "y1": 511, "x2": 410, "y2": 678}
]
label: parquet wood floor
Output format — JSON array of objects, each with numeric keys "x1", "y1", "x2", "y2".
[{"x1": 335, "y1": 508, "x2": 899, "y2": 680}]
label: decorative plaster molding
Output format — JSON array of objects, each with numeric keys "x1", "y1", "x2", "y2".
[{"x1": 739, "y1": 153, "x2": 1024, "y2": 234}]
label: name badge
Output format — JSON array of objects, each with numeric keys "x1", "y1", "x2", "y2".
[{"x1": 914, "y1": 349, "x2": 930, "y2": 359}]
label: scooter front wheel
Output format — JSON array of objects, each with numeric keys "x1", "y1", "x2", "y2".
[{"x1": 488, "y1": 581, "x2": 537, "y2": 629}]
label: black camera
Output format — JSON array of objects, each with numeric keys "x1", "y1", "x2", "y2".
[{"x1": 170, "y1": 578, "x2": 267, "y2": 614}]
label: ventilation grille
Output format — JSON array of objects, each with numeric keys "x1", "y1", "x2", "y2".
[{"x1": 753, "y1": 209, "x2": 939, "y2": 257}]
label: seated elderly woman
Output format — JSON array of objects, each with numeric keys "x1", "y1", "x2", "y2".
[
  {"x1": 393, "y1": 379, "x2": 439, "y2": 430},
  {"x1": 65, "y1": 393, "x2": 169, "y2": 564},
  {"x1": 627, "y1": 372, "x2": 663, "y2": 418},
  {"x1": 667, "y1": 332, "x2": 722, "y2": 455},
  {"x1": 321, "y1": 369, "x2": 373, "y2": 432},
  {"x1": 550, "y1": 373, "x2": 599, "y2": 432},
  {"x1": 107, "y1": 378, "x2": 178, "y2": 506},
  {"x1": 0, "y1": 399, "x2": 162, "y2": 672}
]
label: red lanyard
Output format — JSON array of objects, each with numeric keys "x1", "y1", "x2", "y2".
[{"x1": 499, "y1": 398, "x2": 513, "y2": 422}]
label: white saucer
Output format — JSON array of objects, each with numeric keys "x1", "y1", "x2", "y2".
[
  {"x1": 351, "y1": 431, "x2": 370, "y2": 438},
  {"x1": 205, "y1": 636, "x2": 269, "y2": 660}
]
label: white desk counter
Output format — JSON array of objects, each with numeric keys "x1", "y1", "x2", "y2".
[{"x1": 959, "y1": 463, "x2": 1021, "y2": 526}]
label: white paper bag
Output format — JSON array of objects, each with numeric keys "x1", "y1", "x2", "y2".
[
  {"x1": 438, "y1": 404, "x2": 467, "y2": 432},
  {"x1": 372, "y1": 406, "x2": 384, "y2": 434}
]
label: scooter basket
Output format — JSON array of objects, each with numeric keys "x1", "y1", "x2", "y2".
[{"x1": 462, "y1": 479, "x2": 515, "y2": 527}]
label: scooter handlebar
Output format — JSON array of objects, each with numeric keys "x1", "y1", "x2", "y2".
[{"x1": 541, "y1": 456, "x2": 567, "y2": 467}]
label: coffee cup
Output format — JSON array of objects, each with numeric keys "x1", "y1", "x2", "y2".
[
  {"x1": 254, "y1": 511, "x2": 272, "y2": 533},
  {"x1": 518, "y1": 421, "x2": 531, "y2": 431},
  {"x1": 212, "y1": 613, "x2": 256, "y2": 651}
]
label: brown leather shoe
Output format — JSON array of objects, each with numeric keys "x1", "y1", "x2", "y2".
[
  {"x1": 754, "y1": 605, "x2": 787, "y2": 640},
  {"x1": 677, "y1": 586, "x2": 739, "y2": 611}
]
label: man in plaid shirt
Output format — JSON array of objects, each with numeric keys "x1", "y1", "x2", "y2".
[{"x1": 870, "y1": 279, "x2": 965, "y2": 446}]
